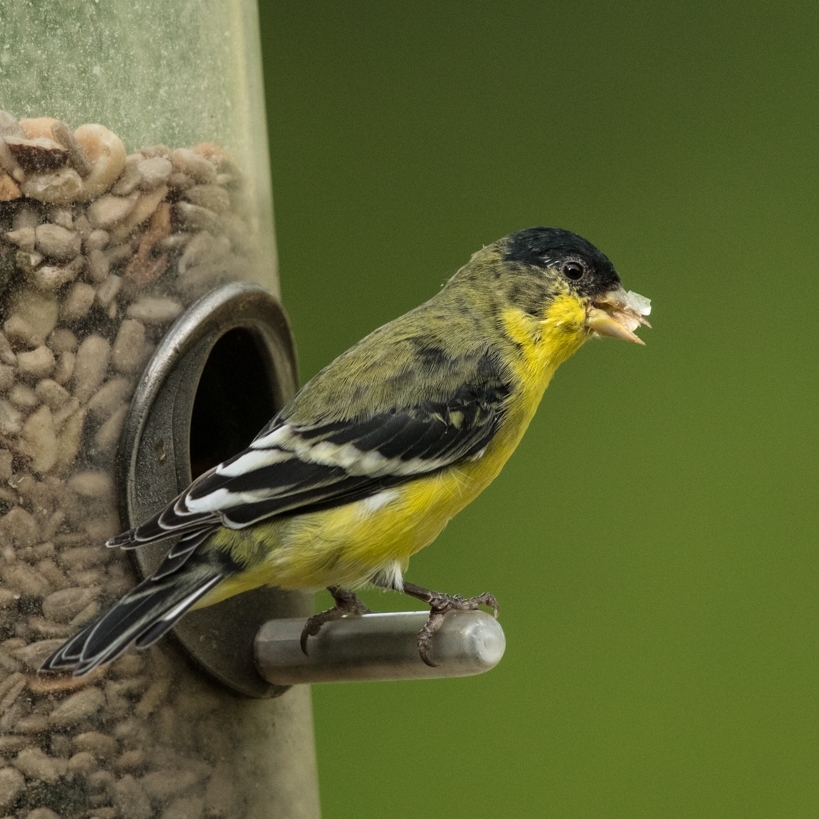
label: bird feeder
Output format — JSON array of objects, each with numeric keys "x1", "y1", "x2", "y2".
[
  {"x1": 0, "y1": 2, "x2": 505, "y2": 817},
  {"x1": 0, "y1": 1, "x2": 319, "y2": 816}
]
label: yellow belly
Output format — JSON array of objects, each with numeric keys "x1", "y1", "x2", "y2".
[{"x1": 204, "y1": 429, "x2": 517, "y2": 600}]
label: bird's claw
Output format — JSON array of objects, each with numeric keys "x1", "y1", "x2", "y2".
[
  {"x1": 416, "y1": 591, "x2": 500, "y2": 667},
  {"x1": 300, "y1": 587, "x2": 371, "y2": 655}
]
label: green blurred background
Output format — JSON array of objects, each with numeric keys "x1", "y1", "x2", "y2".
[{"x1": 259, "y1": 2, "x2": 819, "y2": 816}]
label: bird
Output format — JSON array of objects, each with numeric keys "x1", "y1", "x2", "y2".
[{"x1": 41, "y1": 226, "x2": 651, "y2": 675}]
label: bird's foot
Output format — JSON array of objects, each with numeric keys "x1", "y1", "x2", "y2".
[
  {"x1": 400, "y1": 581, "x2": 499, "y2": 667},
  {"x1": 300, "y1": 586, "x2": 371, "y2": 655}
]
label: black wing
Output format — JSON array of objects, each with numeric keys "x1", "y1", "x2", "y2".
[{"x1": 113, "y1": 351, "x2": 512, "y2": 549}]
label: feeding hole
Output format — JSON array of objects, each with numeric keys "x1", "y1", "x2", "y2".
[{"x1": 189, "y1": 328, "x2": 279, "y2": 480}]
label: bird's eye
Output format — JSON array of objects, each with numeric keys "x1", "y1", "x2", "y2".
[{"x1": 562, "y1": 261, "x2": 585, "y2": 281}]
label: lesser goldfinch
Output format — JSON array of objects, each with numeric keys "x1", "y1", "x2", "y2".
[{"x1": 42, "y1": 227, "x2": 650, "y2": 674}]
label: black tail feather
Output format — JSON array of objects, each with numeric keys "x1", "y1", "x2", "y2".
[
  {"x1": 40, "y1": 567, "x2": 225, "y2": 676},
  {"x1": 151, "y1": 530, "x2": 214, "y2": 580},
  {"x1": 133, "y1": 575, "x2": 223, "y2": 648}
]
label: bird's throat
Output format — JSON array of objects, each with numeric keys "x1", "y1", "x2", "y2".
[{"x1": 502, "y1": 296, "x2": 588, "y2": 389}]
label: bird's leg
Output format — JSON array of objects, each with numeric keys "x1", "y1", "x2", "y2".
[
  {"x1": 397, "y1": 580, "x2": 500, "y2": 667},
  {"x1": 300, "y1": 586, "x2": 371, "y2": 655}
]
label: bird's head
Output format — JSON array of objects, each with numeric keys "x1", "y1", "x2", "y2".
[{"x1": 461, "y1": 227, "x2": 651, "y2": 350}]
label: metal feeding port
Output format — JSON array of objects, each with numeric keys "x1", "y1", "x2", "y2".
[
  {"x1": 255, "y1": 610, "x2": 506, "y2": 685},
  {"x1": 117, "y1": 281, "x2": 310, "y2": 698}
]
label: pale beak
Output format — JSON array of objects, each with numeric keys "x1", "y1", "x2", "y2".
[{"x1": 585, "y1": 285, "x2": 652, "y2": 345}]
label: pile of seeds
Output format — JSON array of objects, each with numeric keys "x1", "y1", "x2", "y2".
[{"x1": 0, "y1": 112, "x2": 263, "y2": 818}]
